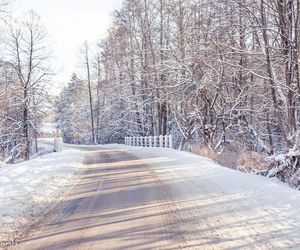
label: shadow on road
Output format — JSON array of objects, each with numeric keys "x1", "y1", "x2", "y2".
[{"x1": 11, "y1": 147, "x2": 300, "y2": 250}]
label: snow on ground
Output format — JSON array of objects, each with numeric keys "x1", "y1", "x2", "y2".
[
  {"x1": 115, "y1": 144, "x2": 300, "y2": 195},
  {"x1": 129, "y1": 146, "x2": 300, "y2": 246},
  {"x1": 101, "y1": 144, "x2": 300, "y2": 247},
  {"x1": 89, "y1": 143, "x2": 300, "y2": 203},
  {"x1": 85, "y1": 143, "x2": 300, "y2": 211},
  {"x1": 1, "y1": 143, "x2": 300, "y2": 248},
  {"x1": 0, "y1": 146, "x2": 84, "y2": 243}
]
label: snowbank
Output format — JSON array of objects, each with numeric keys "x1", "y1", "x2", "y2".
[
  {"x1": 0, "y1": 148, "x2": 84, "y2": 243},
  {"x1": 151, "y1": 146, "x2": 297, "y2": 186},
  {"x1": 105, "y1": 144, "x2": 300, "y2": 206},
  {"x1": 107, "y1": 145, "x2": 300, "y2": 247},
  {"x1": 57, "y1": 143, "x2": 300, "y2": 207}
]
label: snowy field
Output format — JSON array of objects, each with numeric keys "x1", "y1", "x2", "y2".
[{"x1": 0, "y1": 146, "x2": 84, "y2": 244}]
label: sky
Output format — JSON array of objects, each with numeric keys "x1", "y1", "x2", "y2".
[{"x1": 13, "y1": 0, "x2": 123, "y2": 91}]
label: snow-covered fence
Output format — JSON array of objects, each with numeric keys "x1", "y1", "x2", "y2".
[
  {"x1": 125, "y1": 135, "x2": 173, "y2": 149},
  {"x1": 53, "y1": 129, "x2": 63, "y2": 152},
  {"x1": 54, "y1": 138, "x2": 63, "y2": 152}
]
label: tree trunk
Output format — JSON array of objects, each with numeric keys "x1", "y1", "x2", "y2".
[{"x1": 84, "y1": 42, "x2": 96, "y2": 144}]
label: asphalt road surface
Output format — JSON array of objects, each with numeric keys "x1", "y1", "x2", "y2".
[{"x1": 10, "y1": 146, "x2": 300, "y2": 250}]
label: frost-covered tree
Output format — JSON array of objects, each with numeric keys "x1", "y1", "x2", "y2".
[
  {"x1": 55, "y1": 0, "x2": 300, "y2": 186},
  {"x1": 0, "y1": 11, "x2": 52, "y2": 162},
  {"x1": 55, "y1": 74, "x2": 92, "y2": 144}
]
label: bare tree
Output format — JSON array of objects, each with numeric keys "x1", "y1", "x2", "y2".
[
  {"x1": 56, "y1": 0, "x2": 300, "y2": 187},
  {"x1": 6, "y1": 11, "x2": 51, "y2": 160},
  {"x1": 80, "y1": 41, "x2": 96, "y2": 144}
]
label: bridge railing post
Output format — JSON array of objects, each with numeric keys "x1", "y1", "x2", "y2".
[
  {"x1": 159, "y1": 135, "x2": 164, "y2": 147},
  {"x1": 169, "y1": 135, "x2": 173, "y2": 149},
  {"x1": 164, "y1": 135, "x2": 168, "y2": 148},
  {"x1": 153, "y1": 136, "x2": 157, "y2": 147}
]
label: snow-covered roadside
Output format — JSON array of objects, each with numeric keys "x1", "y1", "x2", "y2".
[
  {"x1": 118, "y1": 144, "x2": 300, "y2": 198},
  {"x1": 90, "y1": 143, "x2": 300, "y2": 200},
  {"x1": 108, "y1": 145, "x2": 300, "y2": 247},
  {"x1": 0, "y1": 148, "x2": 84, "y2": 244}
]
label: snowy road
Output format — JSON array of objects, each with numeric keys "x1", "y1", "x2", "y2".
[{"x1": 8, "y1": 145, "x2": 300, "y2": 250}]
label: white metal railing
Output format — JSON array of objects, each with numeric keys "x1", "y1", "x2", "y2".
[{"x1": 125, "y1": 135, "x2": 173, "y2": 149}]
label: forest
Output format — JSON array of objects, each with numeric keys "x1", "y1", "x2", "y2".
[{"x1": 2, "y1": 0, "x2": 300, "y2": 187}]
